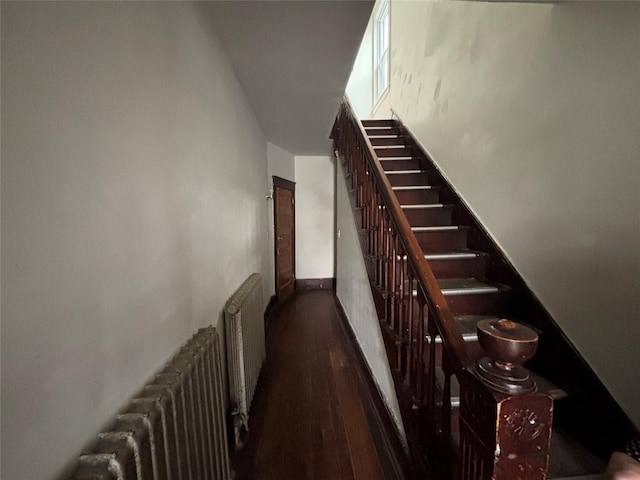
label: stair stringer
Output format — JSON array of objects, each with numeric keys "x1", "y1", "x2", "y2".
[{"x1": 335, "y1": 151, "x2": 408, "y2": 451}]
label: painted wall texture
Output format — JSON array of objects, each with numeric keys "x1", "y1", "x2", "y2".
[
  {"x1": 336, "y1": 163, "x2": 407, "y2": 444},
  {"x1": 295, "y1": 155, "x2": 337, "y2": 280},
  {"x1": 2, "y1": 3, "x2": 270, "y2": 478},
  {"x1": 346, "y1": 15, "x2": 374, "y2": 120},
  {"x1": 351, "y1": 0, "x2": 640, "y2": 426}
]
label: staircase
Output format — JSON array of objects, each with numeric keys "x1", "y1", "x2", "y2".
[{"x1": 332, "y1": 99, "x2": 637, "y2": 479}]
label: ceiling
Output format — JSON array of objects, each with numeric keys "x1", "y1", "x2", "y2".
[{"x1": 201, "y1": 1, "x2": 374, "y2": 155}]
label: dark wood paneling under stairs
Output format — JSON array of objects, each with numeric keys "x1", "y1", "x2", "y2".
[
  {"x1": 333, "y1": 112, "x2": 637, "y2": 479},
  {"x1": 232, "y1": 290, "x2": 410, "y2": 480}
]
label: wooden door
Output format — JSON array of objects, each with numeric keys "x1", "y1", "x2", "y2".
[{"x1": 273, "y1": 177, "x2": 295, "y2": 303}]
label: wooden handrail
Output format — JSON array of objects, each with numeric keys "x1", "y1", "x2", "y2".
[{"x1": 340, "y1": 96, "x2": 471, "y2": 374}]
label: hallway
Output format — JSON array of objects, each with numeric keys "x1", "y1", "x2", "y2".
[{"x1": 231, "y1": 290, "x2": 407, "y2": 480}]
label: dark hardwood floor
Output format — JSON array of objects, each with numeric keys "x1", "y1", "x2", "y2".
[{"x1": 232, "y1": 290, "x2": 407, "y2": 480}]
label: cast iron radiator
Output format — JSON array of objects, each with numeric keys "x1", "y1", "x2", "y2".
[
  {"x1": 224, "y1": 272, "x2": 266, "y2": 445},
  {"x1": 70, "y1": 326, "x2": 232, "y2": 480}
]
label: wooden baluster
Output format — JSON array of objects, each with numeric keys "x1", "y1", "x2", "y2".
[
  {"x1": 366, "y1": 167, "x2": 374, "y2": 238},
  {"x1": 383, "y1": 222, "x2": 395, "y2": 311},
  {"x1": 442, "y1": 351, "x2": 453, "y2": 446},
  {"x1": 388, "y1": 235, "x2": 399, "y2": 330},
  {"x1": 352, "y1": 148, "x2": 359, "y2": 203},
  {"x1": 349, "y1": 126, "x2": 355, "y2": 181},
  {"x1": 365, "y1": 174, "x2": 370, "y2": 250},
  {"x1": 411, "y1": 291, "x2": 427, "y2": 448},
  {"x1": 395, "y1": 241, "x2": 405, "y2": 336},
  {"x1": 383, "y1": 217, "x2": 393, "y2": 310},
  {"x1": 364, "y1": 166, "x2": 373, "y2": 252},
  {"x1": 426, "y1": 313, "x2": 438, "y2": 451},
  {"x1": 358, "y1": 152, "x2": 364, "y2": 208},
  {"x1": 387, "y1": 231, "x2": 397, "y2": 325},
  {"x1": 415, "y1": 293, "x2": 427, "y2": 402},
  {"x1": 380, "y1": 212, "x2": 387, "y2": 303},
  {"x1": 377, "y1": 208, "x2": 385, "y2": 291},
  {"x1": 404, "y1": 270, "x2": 415, "y2": 386},
  {"x1": 371, "y1": 190, "x2": 378, "y2": 282}
]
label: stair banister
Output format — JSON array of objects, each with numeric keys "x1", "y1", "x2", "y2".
[
  {"x1": 339, "y1": 96, "x2": 471, "y2": 374},
  {"x1": 332, "y1": 97, "x2": 553, "y2": 480}
]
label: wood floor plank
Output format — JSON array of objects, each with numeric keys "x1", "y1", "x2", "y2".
[
  {"x1": 330, "y1": 348, "x2": 385, "y2": 480},
  {"x1": 231, "y1": 290, "x2": 405, "y2": 480}
]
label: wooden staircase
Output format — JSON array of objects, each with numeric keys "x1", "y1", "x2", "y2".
[
  {"x1": 364, "y1": 119, "x2": 510, "y2": 366},
  {"x1": 332, "y1": 101, "x2": 637, "y2": 479}
]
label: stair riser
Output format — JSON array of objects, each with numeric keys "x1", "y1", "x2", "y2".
[
  {"x1": 391, "y1": 295, "x2": 504, "y2": 327},
  {"x1": 394, "y1": 189, "x2": 440, "y2": 204},
  {"x1": 370, "y1": 137, "x2": 405, "y2": 146},
  {"x1": 376, "y1": 147, "x2": 414, "y2": 158},
  {"x1": 362, "y1": 119, "x2": 396, "y2": 128},
  {"x1": 426, "y1": 256, "x2": 487, "y2": 279},
  {"x1": 403, "y1": 208, "x2": 453, "y2": 227},
  {"x1": 380, "y1": 159, "x2": 422, "y2": 171},
  {"x1": 387, "y1": 172, "x2": 432, "y2": 186},
  {"x1": 444, "y1": 292, "x2": 506, "y2": 317},
  {"x1": 414, "y1": 230, "x2": 468, "y2": 251}
]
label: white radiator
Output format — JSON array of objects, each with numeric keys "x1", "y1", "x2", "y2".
[
  {"x1": 224, "y1": 273, "x2": 266, "y2": 445},
  {"x1": 70, "y1": 327, "x2": 232, "y2": 480}
]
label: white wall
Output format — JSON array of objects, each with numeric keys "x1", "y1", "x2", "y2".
[
  {"x1": 1, "y1": 3, "x2": 270, "y2": 479},
  {"x1": 346, "y1": 15, "x2": 374, "y2": 120},
  {"x1": 349, "y1": 0, "x2": 640, "y2": 426},
  {"x1": 294, "y1": 156, "x2": 336, "y2": 280},
  {"x1": 266, "y1": 142, "x2": 296, "y2": 296},
  {"x1": 268, "y1": 142, "x2": 296, "y2": 184},
  {"x1": 336, "y1": 155, "x2": 407, "y2": 445}
]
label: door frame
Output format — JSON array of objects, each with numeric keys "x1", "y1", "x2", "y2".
[{"x1": 273, "y1": 176, "x2": 296, "y2": 302}]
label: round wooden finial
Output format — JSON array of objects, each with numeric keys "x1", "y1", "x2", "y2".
[{"x1": 475, "y1": 319, "x2": 538, "y2": 395}]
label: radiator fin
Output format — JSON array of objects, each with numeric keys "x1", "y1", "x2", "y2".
[
  {"x1": 70, "y1": 327, "x2": 231, "y2": 480},
  {"x1": 224, "y1": 272, "x2": 266, "y2": 445}
]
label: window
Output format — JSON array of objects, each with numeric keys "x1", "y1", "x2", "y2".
[{"x1": 374, "y1": 0, "x2": 390, "y2": 101}]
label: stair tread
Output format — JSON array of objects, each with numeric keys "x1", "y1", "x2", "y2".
[
  {"x1": 412, "y1": 225, "x2": 464, "y2": 231},
  {"x1": 408, "y1": 277, "x2": 507, "y2": 301},
  {"x1": 392, "y1": 185, "x2": 436, "y2": 190},
  {"x1": 396, "y1": 250, "x2": 487, "y2": 260},
  {"x1": 424, "y1": 250, "x2": 486, "y2": 259},
  {"x1": 379, "y1": 154, "x2": 414, "y2": 159},
  {"x1": 385, "y1": 169, "x2": 426, "y2": 174},
  {"x1": 401, "y1": 203, "x2": 447, "y2": 209},
  {"x1": 437, "y1": 277, "x2": 503, "y2": 295}
]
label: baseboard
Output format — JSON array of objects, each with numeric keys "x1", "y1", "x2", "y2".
[
  {"x1": 295, "y1": 277, "x2": 335, "y2": 291},
  {"x1": 333, "y1": 297, "x2": 415, "y2": 479}
]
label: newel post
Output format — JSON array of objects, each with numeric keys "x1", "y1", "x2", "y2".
[{"x1": 459, "y1": 319, "x2": 553, "y2": 480}]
